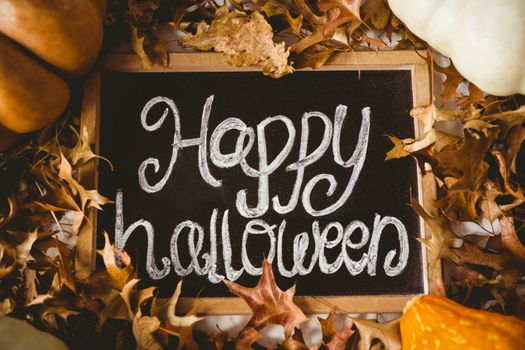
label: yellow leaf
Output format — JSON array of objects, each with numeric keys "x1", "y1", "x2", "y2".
[
  {"x1": 260, "y1": 1, "x2": 303, "y2": 35},
  {"x1": 96, "y1": 232, "x2": 132, "y2": 289}
]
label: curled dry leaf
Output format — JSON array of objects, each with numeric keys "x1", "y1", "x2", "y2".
[
  {"x1": 133, "y1": 311, "x2": 163, "y2": 350},
  {"x1": 224, "y1": 259, "x2": 308, "y2": 338},
  {"x1": 500, "y1": 216, "x2": 525, "y2": 265},
  {"x1": 260, "y1": 1, "x2": 303, "y2": 35},
  {"x1": 120, "y1": 278, "x2": 156, "y2": 319},
  {"x1": 319, "y1": 312, "x2": 337, "y2": 343},
  {"x1": 97, "y1": 231, "x2": 133, "y2": 289},
  {"x1": 319, "y1": 312, "x2": 355, "y2": 350},
  {"x1": 325, "y1": 321, "x2": 354, "y2": 350},
  {"x1": 152, "y1": 279, "x2": 203, "y2": 350},
  {"x1": 235, "y1": 327, "x2": 262, "y2": 350},
  {"x1": 182, "y1": 7, "x2": 293, "y2": 78},
  {"x1": 353, "y1": 318, "x2": 400, "y2": 350},
  {"x1": 130, "y1": 24, "x2": 152, "y2": 69},
  {"x1": 280, "y1": 329, "x2": 310, "y2": 350},
  {"x1": 361, "y1": 0, "x2": 390, "y2": 30},
  {"x1": 317, "y1": 0, "x2": 361, "y2": 35},
  {"x1": 155, "y1": 280, "x2": 203, "y2": 329}
]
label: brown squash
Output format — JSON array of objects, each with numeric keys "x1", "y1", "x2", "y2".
[
  {"x1": 0, "y1": 0, "x2": 106, "y2": 150},
  {"x1": 0, "y1": 0, "x2": 105, "y2": 76},
  {"x1": 0, "y1": 36, "x2": 70, "y2": 134},
  {"x1": 401, "y1": 295, "x2": 525, "y2": 350}
]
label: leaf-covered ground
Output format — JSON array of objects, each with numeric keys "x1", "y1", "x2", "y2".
[{"x1": 0, "y1": 0, "x2": 524, "y2": 349}]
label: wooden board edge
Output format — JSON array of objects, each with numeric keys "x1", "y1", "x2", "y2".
[
  {"x1": 174, "y1": 295, "x2": 418, "y2": 315},
  {"x1": 76, "y1": 71, "x2": 102, "y2": 279},
  {"x1": 100, "y1": 50, "x2": 428, "y2": 72},
  {"x1": 412, "y1": 63, "x2": 444, "y2": 296}
]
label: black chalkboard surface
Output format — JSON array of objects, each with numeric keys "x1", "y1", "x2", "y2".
[{"x1": 83, "y1": 52, "x2": 433, "y2": 313}]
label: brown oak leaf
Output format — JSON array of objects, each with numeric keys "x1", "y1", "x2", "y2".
[
  {"x1": 320, "y1": 313, "x2": 355, "y2": 350},
  {"x1": 280, "y1": 329, "x2": 310, "y2": 350},
  {"x1": 361, "y1": 0, "x2": 390, "y2": 30},
  {"x1": 224, "y1": 259, "x2": 308, "y2": 338},
  {"x1": 317, "y1": 0, "x2": 361, "y2": 35},
  {"x1": 235, "y1": 327, "x2": 262, "y2": 350}
]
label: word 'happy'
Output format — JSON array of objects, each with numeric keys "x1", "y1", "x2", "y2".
[{"x1": 114, "y1": 95, "x2": 410, "y2": 282}]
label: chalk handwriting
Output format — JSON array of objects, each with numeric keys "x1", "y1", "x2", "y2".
[{"x1": 117, "y1": 95, "x2": 411, "y2": 282}]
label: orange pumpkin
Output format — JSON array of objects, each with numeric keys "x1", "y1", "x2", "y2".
[
  {"x1": 401, "y1": 295, "x2": 525, "y2": 350},
  {"x1": 0, "y1": 0, "x2": 106, "y2": 150}
]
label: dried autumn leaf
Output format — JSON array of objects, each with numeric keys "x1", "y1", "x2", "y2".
[
  {"x1": 58, "y1": 152, "x2": 109, "y2": 211},
  {"x1": 319, "y1": 312, "x2": 337, "y2": 343},
  {"x1": 54, "y1": 239, "x2": 76, "y2": 294},
  {"x1": 68, "y1": 126, "x2": 98, "y2": 166},
  {"x1": 121, "y1": 278, "x2": 156, "y2": 318},
  {"x1": 326, "y1": 322, "x2": 354, "y2": 350},
  {"x1": 362, "y1": 0, "x2": 390, "y2": 30},
  {"x1": 322, "y1": 314, "x2": 355, "y2": 350},
  {"x1": 434, "y1": 129, "x2": 498, "y2": 193},
  {"x1": 478, "y1": 181, "x2": 506, "y2": 222},
  {"x1": 153, "y1": 39, "x2": 168, "y2": 67},
  {"x1": 280, "y1": 329, "x2": 310, "y2": 350},
  {"x1": 183, "y1": 7, "x2": 293, "y2": 78},
  {"x1": 158, "y1": 280, "x2": 203, "y2": 328},
  {"x1": 16, "y1": 230, "x2": 37, "y2": 267},
  {"x1": 410, "y1": 198, "x2": 456, "y2": 295},
  {"x1": 353, "y1": 318, "x2": 400, "y2": 350},
  {"x1": 235, "y1": 327, "x2": 262, "y2": 350},
  {"x1": 133, "y1": 311, "x2": 163, "y2": 350},
  {"x1": 384, "y1": 135, "x2": 411, "y2": 160},
  {"x1": 289, "y1": 2, "x2": 340, "y2": 53},
  {"x1": 434, "y1": 61, "x2": 464, "y2": 104},
  {"x1": 293, "y1": 41, "x2": 348, "y2": 69},
  {"x1": 130, "y1": 24, "x2": 152, "y2": 69},
  {"x1": 260, "y1": 1, "x2": 303, "y2": 35},
  {"x1": 97, "y1": 232, "x2": 132, "y2": 289},
  {"x1": 224, "y1": 259, "x2": 308, "y2": 338},
  {"x1": 96, "y1": 290, "x2": 131, "y2": 327},
  {"x1": 482, "y1": 105, "x2": 525, "y2": 174},
  {"x1": 500, "y1": 216, "x2": 525, "y2": 265},
  {"x1": 127, "y1": 0, "x2": 160, "y2": 26},
  {"x1": 0, "y1": 245, "x2": 16, "y2": 277},
  {"x1": 317, "y1": 0, "x2": 362, "y2": 35}
]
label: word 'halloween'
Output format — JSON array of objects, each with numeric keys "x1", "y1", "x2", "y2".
[{"x1": 115, "y1": 95, "x2": 410, "y2": 282}]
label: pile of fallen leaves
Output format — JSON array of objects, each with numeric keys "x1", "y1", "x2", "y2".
[
  {"x1": 386, "y1": 102, "x2": 525, "y2": 316},
  {"x1": 0, "y1": 0, "x2": 524, "y2": 349},
  {"x1": 106, "y1": 0, "x2": 424, "y2": 76}
]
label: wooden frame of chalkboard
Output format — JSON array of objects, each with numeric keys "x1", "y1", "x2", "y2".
[{"x1": 77, "y1": 51, "x2": 441, "y2": 315}]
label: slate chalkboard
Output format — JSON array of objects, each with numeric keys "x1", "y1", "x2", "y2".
[{"x1": 82, "y1": 52, "x2": 433, "y2": 313}]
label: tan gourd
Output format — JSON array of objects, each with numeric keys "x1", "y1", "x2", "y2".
[
  {"x1": 0, "y1": 0, "x2": 106, "y2": 150},
  {"x1": 401, "y1": 295, "x2": 525, "y2": 350}
]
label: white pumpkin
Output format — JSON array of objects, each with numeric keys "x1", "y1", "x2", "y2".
[{"x1": 387, "y1": 0, "x2": 525, "y2": 96}]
